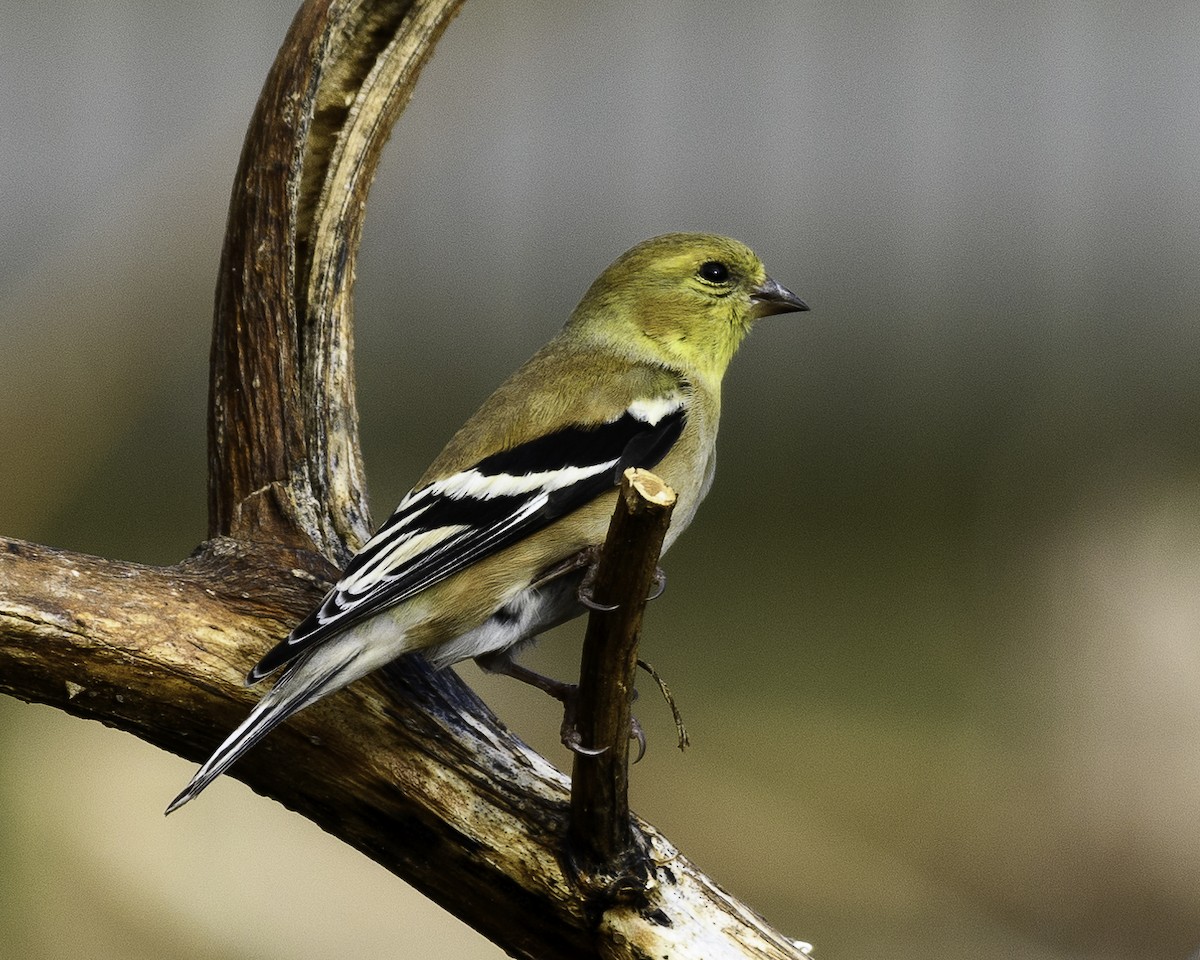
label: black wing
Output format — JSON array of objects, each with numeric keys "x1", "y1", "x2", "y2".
[{"x1": 249, "y1": 395, "x2": 687, "y2": 680}]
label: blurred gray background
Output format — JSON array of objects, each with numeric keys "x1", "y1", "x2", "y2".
[{"x1": 3, "y1": 1, "x2": 1199, "y2": 958}]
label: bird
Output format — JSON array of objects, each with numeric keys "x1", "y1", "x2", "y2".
[{"x1": 166, "y1": 232, "x2": 807, "y2": 813}]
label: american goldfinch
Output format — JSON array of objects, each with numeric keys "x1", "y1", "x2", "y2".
[{"x1": 167, "y1": 232, "x2": 807, "y2": 813}]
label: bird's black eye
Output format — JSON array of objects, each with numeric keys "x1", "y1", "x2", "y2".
[{"x1": 698, "y1": 260, "x2": 731, "y2": 284}]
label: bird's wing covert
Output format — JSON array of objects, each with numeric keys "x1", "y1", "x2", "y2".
[{"x1": 248, "y1": 395, "x2": 687, "y2": 680}]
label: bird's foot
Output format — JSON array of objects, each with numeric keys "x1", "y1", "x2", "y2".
[
  {"x1": 629, "y1": 714, "x2": 647, "y2": 763},
  {"x1": 558, "y1": 687, "x2": 608, "y2": 756},
  {"x1": 559, "y1": 685, "x2": 645, "y2": 760},
  {"x1": 576, "y1": 548, "x2": 618, "y2": 611},
  {"x1": 476, "y1": 648, "x2": 648, "y2": 758},
  {"x1": 561, "y1": 697, "x2": 646, "y2": 761},
  {"x1": 575, "y1": 552, "x2": 668, "y2": 611}
]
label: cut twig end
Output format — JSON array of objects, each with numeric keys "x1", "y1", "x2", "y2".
[{"x1": 623, "y1": 467, "x2": 676, "y2": 508}]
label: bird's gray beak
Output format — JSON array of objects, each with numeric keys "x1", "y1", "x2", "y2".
[{"x1": 750, "y1": 276, "x2": 809, "y2": 318}]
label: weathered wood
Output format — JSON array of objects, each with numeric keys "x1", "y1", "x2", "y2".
[
  {"x1": 209, "y1": 0, "x2": 465, "y2": 563},
  {"x1": 0, "y1": 1, "x2": 815, "y2": 957},
  {"x1": 0, "y1": 535, "x2": 811, "y2": 959},
  {"x1": 0, "y1": 534, "x2": 590, "y2": 955}
]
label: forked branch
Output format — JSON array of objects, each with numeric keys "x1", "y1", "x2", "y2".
[{"x1": 0, "y1": 2, "x2": 812, "y2": 958}]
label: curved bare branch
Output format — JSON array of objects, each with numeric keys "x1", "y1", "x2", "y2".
[
  {"x1": 0, "y1": 2, "x2": 813, "y2": 958},
  {"x1": 209, "y1": 0, "x2": 464, "y2": 563}
]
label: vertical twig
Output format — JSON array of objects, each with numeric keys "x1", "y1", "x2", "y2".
[{"x1": 570, "y1": 468, "x2": 676, "y2": 876}]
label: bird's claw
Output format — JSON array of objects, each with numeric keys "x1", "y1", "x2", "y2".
[
  {"x1": 556, "y1": 681, "x2": 647, "y2": 760},
  {"x1": 578, "y1": 589, "x2": 619, "y2": 612},
  {"x1": 630, "y1": 716, "x2": 647, "y2": 763},
  {"x1": 561, "y1": 717, "x2": 644, "y2": 761},
  {"x1": 577, "y1": 560, "x2": 667, "y2": 610},
  {"x1": 559, "y1": 685, "x2": 610, "y2": 756},
  {"x1": 577, "y1": 557, "x2": 619, "y2": 611},
  {"x1": 563, "y1": 730, "x2": 610, "y2": 757}
]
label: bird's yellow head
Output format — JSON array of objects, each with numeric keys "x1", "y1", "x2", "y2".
[{"x1": 566, "y1": 233, "x2": 808, "y2": 387}]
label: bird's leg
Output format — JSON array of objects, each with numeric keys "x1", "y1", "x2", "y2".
[
  {"x1": 475, "y1": 649, "x2": 650, "y2": 759},
  {"x1": 528, "y1": 547, "x2": 596, "y2": 591},
  {"x1": 533, "y1": 546, "x2": 667, "y2": 610},
  {"x1": 474, "y1": 649, "x2": 606, "y2": 756},
  {"x1": 500, "y1": 550, "x2": 667, "y2": 756}
]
